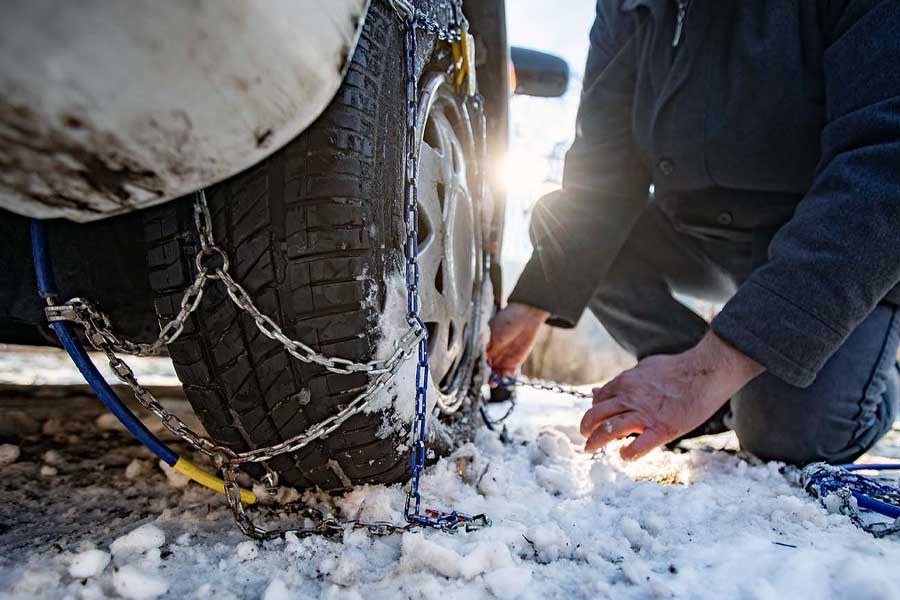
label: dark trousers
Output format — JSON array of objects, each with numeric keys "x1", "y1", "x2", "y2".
[{"x1": 589, "y1": 204, "x2": 899, "y2": 465}]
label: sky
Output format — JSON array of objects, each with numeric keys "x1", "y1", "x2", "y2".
[
  {"x1": 500, "y1": 0, "x2": 596, "y2": 289},
  {"x1": 506, "y1": 0, "x2": 596, "y2": 69}
]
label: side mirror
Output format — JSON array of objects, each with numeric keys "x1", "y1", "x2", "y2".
[{"x1": 510, "y1": 46, "x2": 569, "y2": 98}]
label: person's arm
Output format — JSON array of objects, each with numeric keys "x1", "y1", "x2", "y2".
[
  {"x1": 580, "y1": 1, "x2": 900, "y2": 461},
  {"x1": 507, "y1": 1, "x2": 651, "y2": 328},
  {"x1": 711, "y1": 0, "x2": 900, "y2": 387}
]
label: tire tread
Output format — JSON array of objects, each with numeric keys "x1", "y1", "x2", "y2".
[{"x1": 142, "y1": 3, "x2": 410, "y2": 490}]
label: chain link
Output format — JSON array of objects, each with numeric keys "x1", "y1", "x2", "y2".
[
  {"x1": 491, "y1": 373, "x2": 593, "y2": 399},
  {"x1": 801, "y1": 463, "x2": 900, "y2": 538},
  {"x1": 58, "y1": 192, "x2": 425, "y2": 469},
  {"x1": 44, "y1": 0, "x2": 489, "y2": 539},
  {"x1": 388, "y1": 0, "x2": 465, "y2": 41}
]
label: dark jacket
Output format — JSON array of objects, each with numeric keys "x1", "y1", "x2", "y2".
[{"x1": 508, "y1": 0, "x2": 900, "y2": 387}]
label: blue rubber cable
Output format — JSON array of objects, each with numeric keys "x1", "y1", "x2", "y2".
[
  {"x1": 834, "y1": 463, "x2": 900, "y2": 519},
  {"x1": 30, "y1": 219, "x2": 178, "y2": 466},
  {"x1": 31, "y1": 219, "x2": 257, "y2": 502}
]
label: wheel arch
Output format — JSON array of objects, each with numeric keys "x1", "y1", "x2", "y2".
[{"x1": 0, "y1": 0, "x2": 372, "y2": 222}]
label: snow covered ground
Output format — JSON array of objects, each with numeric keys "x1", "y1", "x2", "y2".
[{"x1": 2, "y1": 349, "x2": 900, "y2": 599}]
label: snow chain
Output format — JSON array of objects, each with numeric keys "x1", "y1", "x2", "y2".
[
  {"x1": 41, "y1": 0, "x2": 490, "y2": 540},
  {"x1": 801, "y1": 463, "x2": 900, "y2": 538},
  {"x1": 490, "y1": 373, "x2": 592, "y2": 399}
]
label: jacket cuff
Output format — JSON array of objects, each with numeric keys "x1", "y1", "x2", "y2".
[
  {"x1": 507, "y1": 254, "x2": 592, "y2": 329},
  {"x1": 711, "y1": 280, "x2": 846, "y2": 387}
]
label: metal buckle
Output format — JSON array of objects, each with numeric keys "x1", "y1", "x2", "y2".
[{"x1": 44, "y1": 303, "x2": 79, "y2": 323}]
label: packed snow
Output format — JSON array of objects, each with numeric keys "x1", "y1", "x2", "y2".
[
  {"x1": 67, "y1": 549, "x2": 110, "y2": 579},
  {"x1": 3, "y1": 378, "x2": 900, "y2": 600},
  {"x1": 0, "y1": 443, "x2": 19, "y2": 467}
]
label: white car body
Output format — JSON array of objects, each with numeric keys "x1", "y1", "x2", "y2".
[{"x1": 0, "y1": 0, "x2": 370, "y2": 222}]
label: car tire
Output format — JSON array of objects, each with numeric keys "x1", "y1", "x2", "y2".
[{"x1": 142, "y1": 1, "x2": 491, "y2": 491}]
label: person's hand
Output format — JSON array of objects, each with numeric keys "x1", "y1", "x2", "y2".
[
  {"x1": 486, "y1": 302, "x2": 549, "y2": 379},
  {"x1": 580, "y1": 331, "x2": 764, "y2": 460}
]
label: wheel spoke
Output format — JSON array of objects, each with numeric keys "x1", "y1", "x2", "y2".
[
  {"x1": 417, "y1": 141, "x2": 446, "y2": 327},
  {"x1": 430, "y1": 110, "x2": 458, "y2": 191},
  {"x1": 417, "y1": 142, "x2": 444, "y2": 233}
]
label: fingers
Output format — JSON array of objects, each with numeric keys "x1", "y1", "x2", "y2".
[
  {"x1": 620, "y1": 428, "x2": 667, "y2": 460},
  {"x1": 485, "y1": 339, "x2": 509, "y2": 375},
  {"x1": 493, "y1": 365, "x2": 516, "y2": 378},
  {"x1": 487, "y1": 323, "x2": 535, "y2": 379},
  {"x1": 488, "y1": 343, "x2": 520, "y2": 377},
  {"x1": 591, "y1": 377, "x2": 622, "y2": 405},
  {"x1": 486, "y1": 320, "x2": 516, "y2": 368},
  {"x1": 579, "y1": 398, "x2": 627, "y2": 438},
  {"x1": 584, "y1": 412, "x2": 644, "y2": 453}
]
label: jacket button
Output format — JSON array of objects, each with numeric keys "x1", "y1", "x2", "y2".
[
  {"x1": 657, "y1": 158, "x2": 674, "y2": 176},
  {"x1": 716, "y1": 211, "x2": 733, "y2": 226}
]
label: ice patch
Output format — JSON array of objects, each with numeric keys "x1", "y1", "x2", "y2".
[
  {"x1": 112, "y1": 564, "x2": 169, "y2": 600},
  {"x1": 42, "y1": 449, "x2": 62, "y2": 466},
  {"x1": 400, "y1": 533, "x2": 515, "y2": 579},
  {"x1": 823, "y1": 493, "x2": 846, "y2": 514},
  {"x1": 68, "y1": 548, "x2": 110, "y2": 578},
  {"x1": 42, "y1": 418, "x2": 64, "y2": 435},
  {"x1": 589, "y1": 461, "x2": 620, "y2": 489},
  {"x1": 622, "y1": 556, "x2": 652, "y2": 585},
  {"x1": 621, "y1": 517, "x2": 653, "y2": 551},
  {"x1": 476, "y1": 461, "x2": 510, "y2": 497},
  {"x1": 337, "y1": 484, "x2": 402, "y2": 524},
  {"x1": 110, "y1": 523, "x2": 165, "y2": 556},
  {"x1": 236, "y1": 540, "x2": 258, "y2": 561},
  {"x1": 525, "y1": 524, "x2": 571, "y2": 563},
  {"x1": 483, "y1": 566, "x2": 533, "y2": 599},
  {"x1": 534, "y1": 463, "x2": 582, "y2": 497},
  {"x1": 0, "y1": 443, "x2": 20, "y2": 466},
  {"x1": 125, "y1": 458, "x2": 150, "y2": 480},
  {"x1": 262, "y1": 577, "x2": 291, "y2": 600},
  {"x1": 12, "y1": 569, "x2": 60, "y2": 595},
  {"x1": 322, "y1": 585, "x2": 363, "y2": 600},
  {"x1": 532, "y1": 429, "x2": 576, "y2": 462},
  {"x1": 95, "y1": 412, "x2": 125, "y2": 431}
]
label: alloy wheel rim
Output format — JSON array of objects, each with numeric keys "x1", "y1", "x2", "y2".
[{"x1": 415, "y1": 72, "x2": 484, "y2": 413}]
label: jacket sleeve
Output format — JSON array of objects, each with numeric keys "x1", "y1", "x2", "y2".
[
  {"x1": 711, "y1": 0, "x2": 900, "y2": 386},
  {"x1": 507, "y1": 1, "x2": 651, "y2": 328}
]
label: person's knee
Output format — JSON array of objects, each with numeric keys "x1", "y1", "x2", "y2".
[
  {"x1": 729, "y1": 409, "x2": 827, "y2": 465},
  {"x1": 729, "y1": 375, "x2": 874, "y2": 465},
  {"x1": 730, "y1": 412, "x2": 835, "y2": 465}
]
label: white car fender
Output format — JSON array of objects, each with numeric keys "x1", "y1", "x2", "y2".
[{"x1": 0, "y1": 0, "x2": 370, "y2": 222}]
